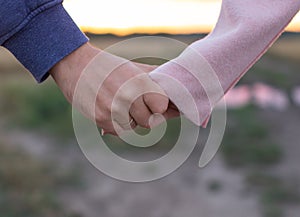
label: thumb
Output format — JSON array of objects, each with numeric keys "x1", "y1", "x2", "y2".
[
  {"x1": 149, "y1": 104, "x2": 180, "y2": 128},
  {"x1": 141, "y1": 74, "x2": 169, "y2": 114}
]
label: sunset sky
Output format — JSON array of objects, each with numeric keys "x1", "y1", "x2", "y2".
[{"x1": 63, "y1": 0, "x2": 300, "y2": 35}]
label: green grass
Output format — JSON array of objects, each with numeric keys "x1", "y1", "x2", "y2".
[
  {"x1": 268, "y1": 36, "x2": 300, "y2": 64},
  {"x1": 261, "y1": 184, "x2": 300, "y2": 205},
  {"x1": 260, "y1": 181, "x2": 300, "y2": 217},
  {"x1": 207, "y1": 179, "x2": 223, "y2": 193},
  {"x1": 0, "y1": 142, "x2": 82, "y2": 217},
  {"x1": 222, "y1": 105, "x2": 300, "y2": 217},
  {"x1": 0, "y1": 81, "x2": 73, "y2": 138},
  {"x1": 239, "y1": 53, "x2": 300, "y2": 92},
  {"x1": 221, "y1": 105, "x2": 282, "y2": 167},
  {"x1": 245, "y1": 172, "x2": 281, "y2": 188},
  {"x1": 244, "y1": 66, "x2": 290, "y2": 90}
]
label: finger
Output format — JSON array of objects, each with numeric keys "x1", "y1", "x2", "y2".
[
  {"x1": 100, "y1": 121, "x2": 126, "y2": 136},
  {"x1": 115, "y1": 118, "x2": 134, "y2": 131},
  {"x1": 129, "y1": 96, "x2": 152, "y2": 128},
  {"x1": 110, "y1": 97, "x2": 133, "y2": 132},
  {"x1": 95, "y1": 115, "x2": 127, "y2": 136},
  {"x1": 100, "y1": 126, "x2": 118, "y2": 136},
  {"x1": 147, "y1": 107, "x2": 180, "y2": 129},
  {"x1": 130, "y1": 118, "x2": 138, "y2": 130},
  {"x1": 143, "y1": 92, "x2": 169, "y2": 114},
  {"x1": 141, "y1": 75, "x2": 169, "y2": 114}
]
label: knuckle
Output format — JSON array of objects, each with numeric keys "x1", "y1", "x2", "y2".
[
  {"x1": 116, "y1": 89, "x2": 135, "y2": 105},
  {"x1": 139, "y1": 121, "x2": 150, "y2": 129},
  {"x1": 111, "y1": 103, "x2": 122, "y2": 116},
  {"x1": 143, "y1": 93, "x2": 153, "y2": 105},
  {"x1": 138, "y1": 118, "x2": 150, "y2": 128},
  {"x1": 95, "y1": 111, "x2": 108, "y2": 126},
  {"x1": 129, "y1": 103, "x2": 139, "y2": 115},
  {"x1": 144, "y1": 94, "x2": 169, "y2": 114},
  {"x1": 130, "y1": 113, "x2": 147, "y2": 128}
]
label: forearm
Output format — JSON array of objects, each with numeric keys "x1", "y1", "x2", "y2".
[
  {"x1": 50, "y1": 42, "x2": 100, "y2": 103},
  {"x1": 150, "y1": 0, "x2": 300, "y2": 126}
]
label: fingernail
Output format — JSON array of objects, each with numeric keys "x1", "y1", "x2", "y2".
[
  {"x1": 149, "y1": 113, "x2": 165, "y2": 128},
  {"x1": 101, "y1": 129, "x2": 107, "y2": 136}
]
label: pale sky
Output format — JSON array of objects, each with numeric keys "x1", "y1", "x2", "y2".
[{"x1": 63, "y1": 0, "x2": 300, "y2": 35}]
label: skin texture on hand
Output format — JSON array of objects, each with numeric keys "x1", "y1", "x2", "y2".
[{"x1": 50, "y1": 42, "x2": 173, "y2": 135}]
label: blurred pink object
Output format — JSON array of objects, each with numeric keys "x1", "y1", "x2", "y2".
[
  {"x1": 224, "y1": 85, "x2": 251, "y2": 109},
  {"x1": 150, "y1": 0, "x2": 300, "y2": 126},
  {"x1": 252, "y1": 83, "x2": 289, "y2": 111}
]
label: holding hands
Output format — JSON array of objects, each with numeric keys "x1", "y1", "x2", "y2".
[
  {"x1": 2, "y1": 0, "x2": 299, "y2": 137},
  {"x1": 50, "y1": 42, "x2": 178, "y2": 135}
]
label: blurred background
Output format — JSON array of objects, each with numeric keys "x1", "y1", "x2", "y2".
[{"x1": 0, "y1": 0, "x2": 300, "y2": 217}]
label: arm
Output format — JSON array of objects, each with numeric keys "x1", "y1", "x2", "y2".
[
  {"x1": 0, "y1": 0, "x2": 169, "y2": 135},
  {"x1": 0, "y1": 0, "x2": 88, "y2": 82},
  {"x1": 50, "y1": 42, "x2": 169, "y2": 135},
  {"x1": 150, "y1": 0, "x2": 300, "y2": 126}
]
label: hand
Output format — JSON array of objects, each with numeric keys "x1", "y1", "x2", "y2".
[
  {"x1": 100, "y1": 62, "x2": 180, "y2": 135},
  {"x1": 50, "y1": 42, "x2": 169, "y2": 135},
  {"x1": 136, "y1": 62, "x2": 180, "y2": 122}
]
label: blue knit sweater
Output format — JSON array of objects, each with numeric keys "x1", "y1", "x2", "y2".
[{"x1": 0, "y1": 0, "x2": 88, "y2": 82}]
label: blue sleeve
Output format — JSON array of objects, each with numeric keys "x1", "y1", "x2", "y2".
[{"x1": 0, "y1": 0, "x2": 88, "y2": 82}]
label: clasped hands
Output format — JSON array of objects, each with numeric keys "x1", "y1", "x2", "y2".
[{"x1": 50, "y1": 42, "x2": 179, "y2": 136}]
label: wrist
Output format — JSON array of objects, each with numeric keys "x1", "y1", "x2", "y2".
[{"x1": 50, "y1": 42, "x2": 100, "y2": 102}]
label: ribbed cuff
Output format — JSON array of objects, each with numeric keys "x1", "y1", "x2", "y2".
[{"x1": 3, "y1": 4, "x2": 88, "y2": 82}]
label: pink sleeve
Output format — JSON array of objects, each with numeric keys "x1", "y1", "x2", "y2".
[{"x1": 150, "y1": 0, "x2": 300, "y2": 127}]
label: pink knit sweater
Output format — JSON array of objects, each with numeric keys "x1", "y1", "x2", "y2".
[{"x1": 150, "y1": 0, "x2": 300, "y2": 126}]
